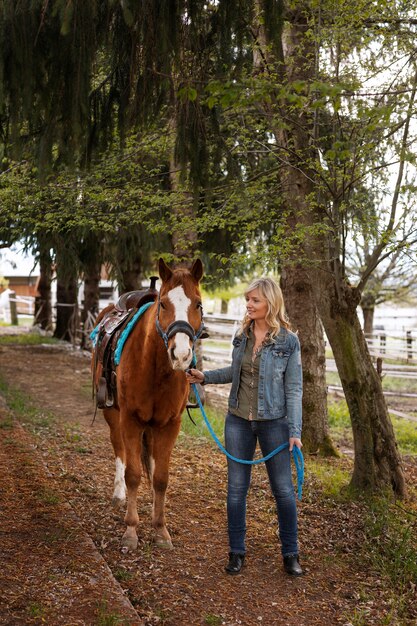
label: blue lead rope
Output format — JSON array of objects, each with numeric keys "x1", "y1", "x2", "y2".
[{"x1": 191, "y1": 383, "x2": 304, "y2": 500}]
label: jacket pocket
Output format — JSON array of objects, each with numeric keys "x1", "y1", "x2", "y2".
[{"x1": 271, "y1": 348, "x2": 291, "y2": 367}]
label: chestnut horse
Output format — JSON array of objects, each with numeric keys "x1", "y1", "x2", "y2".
[{"x1": 94, "y1": 258, "x2": 204, "y2": 550}]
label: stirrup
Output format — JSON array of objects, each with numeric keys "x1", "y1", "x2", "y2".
[{"x1": 97, "y1": 376, "x2": 114, "y2": 409}]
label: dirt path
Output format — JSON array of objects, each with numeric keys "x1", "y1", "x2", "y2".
[{"x1": 0, "y1": 343, "x2": 412, "y2": 625}]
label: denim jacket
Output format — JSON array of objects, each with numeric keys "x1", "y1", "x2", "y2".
[{"x1": 203, "y1": 327, "x2": 303, "y2": 438}]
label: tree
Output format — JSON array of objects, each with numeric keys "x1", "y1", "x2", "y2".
[
  {"x1": 263, "y1": 0, "x2": 417, "y2": 495},
  {"x1": 348, "y1": 200, "x2": 417, "y2": 334}
]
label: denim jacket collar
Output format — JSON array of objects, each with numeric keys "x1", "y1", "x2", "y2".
[{"x1": 234, "y1": 324, "x2": 288, "y2": 347}]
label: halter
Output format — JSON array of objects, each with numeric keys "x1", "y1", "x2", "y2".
[{"x1": 155, "y1": 296, "x2": 206, "y2": 350}]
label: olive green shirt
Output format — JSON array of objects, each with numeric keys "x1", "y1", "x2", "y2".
[{"x1": 230, "y1": 329, "x2": 261, "y2": 421}]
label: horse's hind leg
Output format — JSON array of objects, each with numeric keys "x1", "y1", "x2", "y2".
[
  {"x1": 103, "y1": 407, "x2": 126, "y2": 509},
  {"x1": 121, "y1": 415, "x2": 145, "y2": 551},
  {"x1": 150, "y1": 419, "x2": 181, "y2": 549}
]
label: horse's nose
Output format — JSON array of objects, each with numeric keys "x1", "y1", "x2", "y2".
[{"x1": 169, "y1": 342, "x2": 192, "y2": 369}]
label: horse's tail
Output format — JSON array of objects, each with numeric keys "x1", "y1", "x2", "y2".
[{"x1": 141, "y1": 428, "x2": 153, "y2": 481}]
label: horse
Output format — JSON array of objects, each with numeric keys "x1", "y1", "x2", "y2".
[{"x1": 93, "y1": 258, "x2": 204, "y2": 550}]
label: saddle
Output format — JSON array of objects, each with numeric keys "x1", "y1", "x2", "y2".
[{"x1": 93, "y1": 277, "x2": 159, "y2": 409}]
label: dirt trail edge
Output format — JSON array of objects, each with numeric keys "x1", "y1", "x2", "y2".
[
  {"x1": 0, "y1": 393, "x2": 142, "y2": 626},
  {"x1": 0, "y1": 342, "x2": 411, "y2": 626}
]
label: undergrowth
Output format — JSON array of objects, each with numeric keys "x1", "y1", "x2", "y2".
[
  {"x1": 359, "y1": 497, "x2": 417, "y2": 623},
  {"x1": 0, "y1": 333, "x2": 59, "y2": 345}
]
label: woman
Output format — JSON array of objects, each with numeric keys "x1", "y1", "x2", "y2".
[{"x1": 186, "y1": 277, "x2": 303, "y2": 576}]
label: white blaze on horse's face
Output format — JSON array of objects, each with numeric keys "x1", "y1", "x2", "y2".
[{"x1": 167, "y1": 285, "x2": 193, "y2": 370}]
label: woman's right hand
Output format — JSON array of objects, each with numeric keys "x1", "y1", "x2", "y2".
[{"x1": 185, "y1": 368, "x2": 205, "y2": 384}]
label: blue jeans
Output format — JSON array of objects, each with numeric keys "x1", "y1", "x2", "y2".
[{"x1": 224, "y1": 412, "x2": 298, "y2": 557}]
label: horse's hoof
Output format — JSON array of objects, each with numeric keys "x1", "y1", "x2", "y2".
[
  {"x1": 121, "y1": 530, "x2": 138, "y2": 551},
  {"x1": 111, "y1": 495, "x2": 126, "y2": 509},
  {"x1": 154, "y1": 535, "x2": 174, "y2": 550}
]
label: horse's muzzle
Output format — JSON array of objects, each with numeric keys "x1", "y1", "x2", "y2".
[{"x1": 168, "y1": 336, "x2": 193, "y2": 370}]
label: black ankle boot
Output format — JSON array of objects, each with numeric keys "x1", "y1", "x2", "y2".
[
  {"x1": 283, "y1": 554, "x2": 303, "y2": 576},
  {"x1": 225, "y1": 552, "x2": 245, "y2": 575}
]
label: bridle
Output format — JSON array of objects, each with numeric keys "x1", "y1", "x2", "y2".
[{"x1": 155, "y1": 294, "x2": 206, "y2": 351}]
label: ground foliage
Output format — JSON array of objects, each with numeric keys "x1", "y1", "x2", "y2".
[{"x1": 0, "y1": 339, "x2": 416, "y2": 625}]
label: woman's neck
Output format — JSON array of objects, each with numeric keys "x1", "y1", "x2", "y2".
[{"x1": 253, "y1": 320, "x2": 269, "y2": 334}]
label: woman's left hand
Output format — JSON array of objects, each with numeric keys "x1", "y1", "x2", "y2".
[{"x1": 289, "y1": 438, "x2": 302, "y2": 451}]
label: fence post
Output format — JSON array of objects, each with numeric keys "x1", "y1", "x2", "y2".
[
  {"x1": 406, "y1": 330, "x2": 413, "y2": 361},
  {"x1": 380, "y1": 332, "x2": 386, "y2": 354},
  {"x1": 376, "y1": 357, "x2": 383, "y2": 380},
  {"x1": 9, "y1": 292, "x2": 18, "y2": 325}
]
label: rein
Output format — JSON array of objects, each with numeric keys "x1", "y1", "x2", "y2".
[{"x1": 190, "y1": 382, "x2": 304, "y2": 500}]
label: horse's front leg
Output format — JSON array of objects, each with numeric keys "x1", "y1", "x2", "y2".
[
  {"x1": 150, "y1": 418, "x2": 181, "y2": 549},
  {"x1": 121, "y1": 413, "x2": 145, "y2": 551}
]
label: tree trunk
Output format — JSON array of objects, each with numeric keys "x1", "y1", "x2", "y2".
[
  {"x1": 80, "y1": 260, "x2": 101, "y2": 348},
  {"x1": 362, "y1": 306, "x2": 375, "y2": 336},
  {"x1": 54, "y1": 276, "x2": 78, "y2": 341},
  {"x1": 119, "y1": 263, "x2": 142, "y2": 293},
  {"x1": 276, "y1": 3, "x2": 405, "y2": 495},
  {"x1": 34, "y1": 239, "x2": 53, "y2": 331},
  {"x1": 169, "y1": 115, "x2": 198, "y2": 264},
  {"x1": 252, "y1": 5, "x2": 334, "y2": 455},
  {"x1": 280, "y1": 265, "x2": 336, "y2": 455},
  {"x1": 361, "y1": 290, "x2": 376, "y2": 336},
  {"x1": 318, "y1": 282, "x2": 405, "y2": 495},
  {"x1": 82, "y1": 267, "x2": 100, "y2": 319},
  {"x1": 53, "y1": 241, "x2": 78, "y2": 342},
  {"x1": 115, "y1": 231, "x2": 144, "y2": 293}
]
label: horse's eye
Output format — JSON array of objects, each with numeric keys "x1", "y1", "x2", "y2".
[
  {"x1": 196, "y1": 302, "x2": 202, "y2": 310},
  {"x1": 160, "y1": 302, "x2": 166, "y2": 310}
]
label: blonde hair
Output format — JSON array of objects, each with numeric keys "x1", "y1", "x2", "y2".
[{"x1": 240, "y1": 277, "x2": 291, "y2": 338}]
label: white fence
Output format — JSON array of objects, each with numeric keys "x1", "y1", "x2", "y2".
[
  {"x1": 203, "y1": 315, "x2": 417, "y2": 367},
  {"x1": 365, "y1": 331, "x2": 417, "y2": 363},
  {"x1": 0, "y1": 291, "x2": 35, "y2": 322}
]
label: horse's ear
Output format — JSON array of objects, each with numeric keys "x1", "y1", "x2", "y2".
[
  {"x1": 159, "y1": 258, "x2": 173, "y2": 283},
  {"x1": 190, "y1": 258, "x2": 204, "y2": 283}
]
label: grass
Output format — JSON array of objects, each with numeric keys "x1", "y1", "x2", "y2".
[
  {"x1": 382, "y1": 375, "x2": 417, "y2": 394},
  {"x1": 328, "y1": 398, "x2": 417, "y2": 456},
  {"x1": 0, "y1": 333, "x2": 59, "y2": 345},
  {"x1": 0, "y1": 373, "x2": 56, "y2": 431},
  {"x1": 204, "y1": 615, "x2": 222, "y2": 626},
  {"x1": 357, "y1": 497, "x2": 417, "y2": 623},
  {"x1": 390, "y1": 416, "x2": 417, "y2": 453},
  {"x1": 326, "y1": 369, "x2": 417, "y2": 394},
  {"x1": 0, "y1": 416, "x2": 13, "y2": 429},
  {"x1": 181, "y1": 403, "x2": 225, "y2": 440},
  {"x1": 28, "y1": 602, "x2": 47, "y2": 619},
  {"x1": 37, "y1": 487, "x2": 61, "y2": 505},
  {"x1": 114, "y1": 568, "x2": 133, "y2": 583},
  {"x1": 95, "y1": 601, "x2": 126, "y2": 626},
  {"x1": 307, "y1": 457, "x2": 351, "y2": 498}
]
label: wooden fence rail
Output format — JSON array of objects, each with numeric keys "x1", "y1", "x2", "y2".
[{"x1": 203, "y1": 315, "x2": 417, "y2": 366}]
